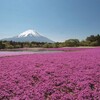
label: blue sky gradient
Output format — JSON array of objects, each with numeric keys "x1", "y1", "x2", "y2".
[{"x1": 0, "y1": 0, "x2": 100, "y2": 42}]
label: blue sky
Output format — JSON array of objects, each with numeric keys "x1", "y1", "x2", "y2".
[{"x1": 0, "y1": 0, "x2": 100, "y2": 42}]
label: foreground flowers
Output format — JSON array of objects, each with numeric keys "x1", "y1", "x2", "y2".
[{"x1": 0, "y1": 48, "x2": 100, "y2": 100}]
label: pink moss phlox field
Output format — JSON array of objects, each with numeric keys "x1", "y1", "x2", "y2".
[
  {"x1": 46, "y1": 47, "x2": 95, "y2": 52},
  {"x1": 0, "y1": 48, "x2": 100, "y2": 100},
  {"x1": 0, "y1": 51, "x2": 33, "y2": 57}
]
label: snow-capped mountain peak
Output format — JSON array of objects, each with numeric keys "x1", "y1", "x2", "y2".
[
  {"x1": 18, "y1": 29, "x2": 40, "y2": 37},
  {"x1": 2, "y1": 29, "x2": 54, "y2": 43}
]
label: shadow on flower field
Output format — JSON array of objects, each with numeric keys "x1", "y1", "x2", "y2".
[{"x1": 0, "y1": 47, "x2": 100, "y2": 100}]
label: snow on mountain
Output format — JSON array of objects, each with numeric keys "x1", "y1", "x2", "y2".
[
  {"x1": 2, "y1": 29, "x2": 54, "y2": 43},
  {"x1": 18, "y1": 30, "x2": 40, "y2": 37}
]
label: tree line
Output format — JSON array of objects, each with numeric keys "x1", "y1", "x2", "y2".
[{"x1": 0, "y1": 34, "x2": 100, "y2": 49}]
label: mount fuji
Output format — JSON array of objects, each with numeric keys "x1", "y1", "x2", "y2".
[{"x1": 2, "y1": 30, "x2": 54, "y2": 43}]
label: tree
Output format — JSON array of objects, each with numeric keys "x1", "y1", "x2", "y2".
[
  {"x1": 65, "y1": 39, "x2": 80, "y2": 47},
  {"x1": 43, "y1": 43, "x2": 52, "y2": 48},
  {"x1": 86, "y1": 34, "x2": 100, "y2": 46},
  {"x1": 86, "y1": 35, "x2": 96, "y2": 42},
  {"x1": 0, "y1": 41, "x2": 5, "y2": 49},
  {"x1": 52, "y1": 42, "x2": 59, "y2": 48},
  {"x1": 80, "y1": 40, "x2": 91, "y2": 46}
]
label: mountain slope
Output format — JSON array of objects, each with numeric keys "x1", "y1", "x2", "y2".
[{"x1": 2, "y1": 30, "x2": 54, "y2": 43}]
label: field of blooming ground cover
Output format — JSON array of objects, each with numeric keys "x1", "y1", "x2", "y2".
[{"x1": 0, "y1": 47, "x2": 100, "y2": 100}]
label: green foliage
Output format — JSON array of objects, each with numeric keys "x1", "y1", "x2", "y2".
[
  {"x1": 0, "y1": 41, "x2": 5, "y2": 49},
  {"x1": 65, "y1": 39, "x2": 80, "y2": 47},
  {"x1": 86, "y1": 34, "x2": 100, "y2": 46},
  {"x1": 43, "y1": 43, "x2": 53, "y2": 48},
  {"x1": 52, "y1": 42, "x2": 59, "y2": 48},
  {"x1": 80, "y1": 40, "x2": 91, "y2": 46}
]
